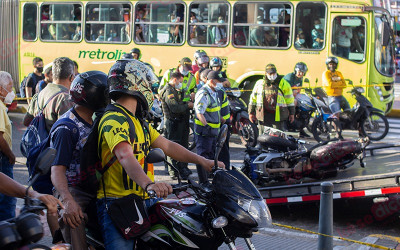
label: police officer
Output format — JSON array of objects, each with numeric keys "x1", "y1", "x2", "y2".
[
  {"x1": 194, "y1": 71, "x2": 224, "y2": 183},
  {"x1": 199, "y1": 69, "x2": 230, "y2": 169},
  {"x1": 159, "y1": 72, "x2": 194, "y2": 179},
  {"x1": 249, "y1": 64, "x2": 295, "y2": 133}
]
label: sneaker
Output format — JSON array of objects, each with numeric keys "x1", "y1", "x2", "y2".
[{"x1": 299, "y1": 129, "x2": 311, "y2": 138}]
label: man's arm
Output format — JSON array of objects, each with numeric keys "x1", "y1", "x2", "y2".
[
  {"x1": 196, "y1": 113, "x2": 207, "y2": 126},
  {"x1": 165, "y1": 90, "x2": 189, "y2": 114},
  {"x1": 0, "y1": 173, "x2": 63, "y2": 216},
  {"x1": 0, "y1": 132, "x2": 15, "y2": 165},
  {"x1": 151, "y1": 136, "x2": 222, "y2": 172},
  {"x1": 23, "y1": 114, "x2": 34, "y2": 127},
  {"x1": 113, "y1": 142, "x2": 172, "y2": 198},
  {"x1": 51, "y1": 165, "x2": 83, "y2": 229}
]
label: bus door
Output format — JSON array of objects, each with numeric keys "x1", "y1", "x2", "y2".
[{"x1": 329, "y1": 13, "x2": 369, "y2": 93}]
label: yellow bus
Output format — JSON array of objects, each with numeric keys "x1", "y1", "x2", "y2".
[{"x1": 0, "y1": 0, "x2": 396, "y2": 113}]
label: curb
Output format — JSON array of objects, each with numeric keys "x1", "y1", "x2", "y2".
[{"x1": 388, "y1": 109, "x2": 400, "y2": 118}]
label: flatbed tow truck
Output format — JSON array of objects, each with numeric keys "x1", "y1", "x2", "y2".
[{"x1": 257, "y1": 143, "x2": 400, "y2": 206}]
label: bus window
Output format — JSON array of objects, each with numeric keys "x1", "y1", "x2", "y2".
[
  {"x1": 188, "y1": 2, "x2": 230, "y2": 46},
  {"x1": 375, "y1": 16, "x2": 395, "y2": 76},
  {"x1": 232, "y1": 2, "x2": 291, "y2": 48},
  {"x1": 332, "y1": 16, "x2": 366, "y2": 62},
  {"x1": 294, "y1": 2, "x2": 326, "y2": 50},
  {"x1": 135, "y1": 2, "x2": 185, "y2": 45},
  {"x1": 85, "y1": 3, "x2": 131, "y2": 43},
  {"x1": 40, "y1": 3, "x2": 82, "y2": 42},
  {"x1": 23, "y1": 3, "x2": 37, "y2": 41}
]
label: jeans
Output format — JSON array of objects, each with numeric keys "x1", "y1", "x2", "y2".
[
  {"x1": 0, "y1": 152, "x2": 16, "y2": 221},
  {"x1": 97, "y1": 197, "x2": 160, "y2": 250},
  {"x1": 328, "y1": 96, "x2": 350, "y2": 114}
]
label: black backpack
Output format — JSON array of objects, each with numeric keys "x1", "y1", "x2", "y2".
[
  {"x1": 79, "y1": 104, "x2": 150, "y2": 195},
  {"x1": 20, "y1": 73, "x2": 38, "y2": 98}
]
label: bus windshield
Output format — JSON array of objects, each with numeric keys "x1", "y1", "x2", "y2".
[{"x1": 375, "y1": 16, "x2": 395, "y2": 76}]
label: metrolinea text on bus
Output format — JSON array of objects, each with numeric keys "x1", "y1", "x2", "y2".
[{"x1": 78, "y1": 49, "x2": 126, "y2": 60}]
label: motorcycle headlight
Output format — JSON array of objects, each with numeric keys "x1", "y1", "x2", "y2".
[
  {"x1": 231, "y1": 89, "x2": 242, "y2": 97},
  {"x1": 355, "y1": 87, "x2": 365, "y2": 94},
  {"x1": 237, "y1": 198, "x2": 272, "y2": 228}
]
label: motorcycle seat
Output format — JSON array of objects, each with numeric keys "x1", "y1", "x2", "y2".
[{"x1": 257, "y1": 134, "x2": 298, "y2": 152}]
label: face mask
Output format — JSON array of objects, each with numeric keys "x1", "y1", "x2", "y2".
[
  {"x1": 216, "y1": 82, "x2": 224, "y2": 90},
  {"x1": 266, "y1": 74, "x2": 277, "y2": 81},
  {"x1": 315, "y1": 24, "x2": 321, "y2": 30},
  {"x1": 299, "y1": 39, "x2": 305, "y2": 44},
  {"x1": 1, "y1": 86, "x2": 15, "y2": 105},
  {"x1": 198, "y1": 80, "x2": 205, "y2": 88},
  {"x1": 257, "y1": 21, "x2": 263, "y2": 25},
  {"x1": 180, "y1": 66, "x2": 189, "y2": 76},
  {"x1": 218, "y1": 20, "x2": 224, "y2": 24},
  {"x1": 37, "y1": 67, "x2": 43, "y2": 73},
  {"x1": 175, "y1": 81, "x2": 183, "y2": 90},
  {"x1": 171, "y1": 18, "x2": 176, "y2": 23}
]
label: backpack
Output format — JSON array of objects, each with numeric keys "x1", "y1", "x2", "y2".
[
  {"x1": 79, "y1": 104, "x2": 150, "y2": 195},
  {"x1": 20, "y1": 92, "x2": 62, "y2": 157},
  {"x1": 19, "y1": 73, "x2": 38, "y2": 98},
  {"x1": 26, "y1": 117, "x2": 79, "y2": 194}
]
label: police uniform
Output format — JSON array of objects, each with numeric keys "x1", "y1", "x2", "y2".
[
  {"x1": 194, "y1": 78, "x2": 222, "y2": 183},
  {"x1": 217, "y1": 88, "x2": 231, "y2": 169},
  {"x1": 159, "y1": 83, "x2": 192, "y2": 179}
]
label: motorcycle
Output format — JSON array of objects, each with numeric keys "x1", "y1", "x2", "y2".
[
  {"x1": 238, "y1": 127, "x2": 369, "y2": 185},
  {"x1": 311, "y1": 80, "x2": 389, "y2": 142},
  {"x1": 86, "y1": 125, "x2": 272, "y2": 250},
  {"x1": 226, "y1": 87, "x2": 259, "y2": 147},
  {"x1": 0, "y1": 148, "x2": 70, "y2": 250}
]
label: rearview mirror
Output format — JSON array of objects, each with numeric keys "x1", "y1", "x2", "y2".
[
  {"x1": 216, "y1": 124, "x2": 228, "y2": 149},
  {"x1": 34, "y1": 147, "x2": 57, "y2": 176},
  {"x1": 304, "y1": 78, "x2": 310, "y2": 83},
  {"x1": 146, "y1": 148, "x2": 165, "y2": 164},
  {"x1": 345, "y1": 79, "x2": 353, "y2": 86}
]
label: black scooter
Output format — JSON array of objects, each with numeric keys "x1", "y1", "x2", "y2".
[
  {"x1": 311, "y1": 80, "x2": 389, "y2": 142},
  {"x1": 0, "y1": 148, "x2": 70, "y2": 250}
]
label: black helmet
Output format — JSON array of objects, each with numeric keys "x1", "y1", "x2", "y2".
[
  {"x1": 70, "y1": 71, "x2": 109, "y2": 111},
  {"x1": 325, "y1": 56, "x2": 338, "y2": 65},
  {"x1": 108, "y1": 59, "x2": 158, "y2": 112},
  {"x1": 294, "y1": 62, "x2": 308, "y2": 74},
  {"x1": 122, "y1": 53, "x2": 134, "y2": 59},
  {"x1": 210, "y1": 57, "x2": 222, "y2": 68},
  {"x1": 130, "y1": 48, "x2": 141, "y2": 60}
]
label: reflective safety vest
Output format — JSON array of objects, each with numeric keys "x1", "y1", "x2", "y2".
[
  {"x1": 218, "y1": 89, "x2": 230, "y2": 123},
  {"x1": 194, "y1": 87, "x2": 221, "y2": 137},
  {"x1": 159, "y1": 68, "x2": 196, "y2": 102}
]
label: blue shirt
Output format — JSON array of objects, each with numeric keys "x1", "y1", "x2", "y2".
[{"x1": 50, "y1": 108, "x2": 91, "y2": 186}]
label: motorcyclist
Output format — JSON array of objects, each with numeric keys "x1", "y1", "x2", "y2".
[
  {"x1": 322, "y1": 56, "x2": 350, "y2": 114},
  {"x1": 192, "y1": 49, "x2": 208, "y2": 74},
  {"x1": 284, "y1": 62, "x2": 311, "y2": 137},
  {"x1": 209, "y1": 57, "x2": 231, "y2": 88},
  {"x1": 194, "y1": 54, "x2": 210, "y2": 86},
  {"x1": 97, "y1": 59, "x2": 223, "y2": 249}
]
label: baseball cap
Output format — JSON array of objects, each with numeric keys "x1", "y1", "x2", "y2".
[
  {"x1": 180, "y1": 57, "x2": 192, "y2": 71},
  {"x1": 265, "y1": 64, "x2": 277, "y2": 74},
  {"x1": 207, "y1": 71, "x2": 224, "y2": 82}
]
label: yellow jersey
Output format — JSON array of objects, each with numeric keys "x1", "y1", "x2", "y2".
[{"x1": 97, "y1": 104, "x2": 160, "y2": 199}]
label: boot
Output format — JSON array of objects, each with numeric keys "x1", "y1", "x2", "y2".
[
  {"x1": 299, "y1": 129, "x2": 311, "y2": 138},
  {"x1": 179, "y1": 166, "x2": 193, "y2": 180}
]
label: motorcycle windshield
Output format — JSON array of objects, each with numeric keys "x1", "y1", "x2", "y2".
[{"x1": 213, "y1": 169, "x2": 262, "y2": 200}]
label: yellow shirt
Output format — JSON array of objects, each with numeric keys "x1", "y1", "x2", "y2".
[
  {"x1": 97, "y1": 104, "x2": 160, "y2": 199},
  {"x1": 0, "y1": 101, "x2": 12, "y2": 150},
  {"x1": 322, "y1": 70, "x2": 347, "y2": 96}
]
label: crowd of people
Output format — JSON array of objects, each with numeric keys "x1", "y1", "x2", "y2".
[{"x1": 0, "y1": 47, "x2": 351, "y2": 249}]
